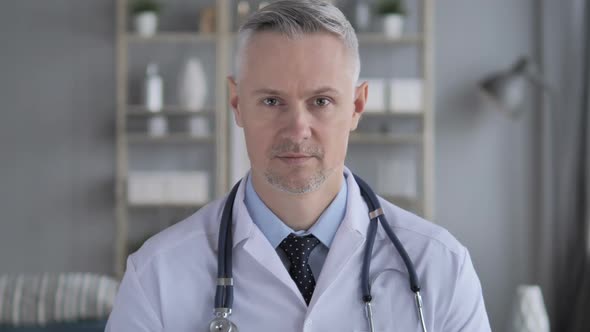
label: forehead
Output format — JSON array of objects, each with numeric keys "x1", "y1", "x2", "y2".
[{"x1": 239, "y1": 31, "x2": 353, "y2": 90}]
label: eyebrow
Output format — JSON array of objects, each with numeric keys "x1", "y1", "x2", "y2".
[{"x1": 251, "y1": 86, "x2": 341, "y2": 96}]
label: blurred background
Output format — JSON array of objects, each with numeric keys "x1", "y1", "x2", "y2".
[{"x1": 0, "y1": 0, "x2": 589, "y2": 331}]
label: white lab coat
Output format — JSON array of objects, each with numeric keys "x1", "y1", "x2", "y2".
[{"x1": 106, "y1": 169, "x2": 491, "y2": 331}]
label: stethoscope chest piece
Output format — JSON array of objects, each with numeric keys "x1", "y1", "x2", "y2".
[{"x1": 209, "y1": 317, "x2": 238, "y2": 332}]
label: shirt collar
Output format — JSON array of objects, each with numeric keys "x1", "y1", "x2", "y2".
[{"x1": 244, "y1": 172, "x2": 348, "y2": 249}]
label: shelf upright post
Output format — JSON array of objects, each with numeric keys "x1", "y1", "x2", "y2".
[
  {"x1": 422, "y1": 0, "x2": 435, "y2": 220},
  {"x1": 216, "y1": 0, "x2": 231, "y2": 195},
  {"x1": 115, "y1": 0, "x2": 130, "y2": 277}
]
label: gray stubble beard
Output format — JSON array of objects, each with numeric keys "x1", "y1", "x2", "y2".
[{"x1": 264, "y1": 166, "x2": 333, "y2": 195}]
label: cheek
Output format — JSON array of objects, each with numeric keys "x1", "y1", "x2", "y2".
[
  {"x1": 320, "y1": 122, "x2": 351, "y2": 160},
  {"x1": 243, "y1": 124, "x2": 273, "y2": 161}
]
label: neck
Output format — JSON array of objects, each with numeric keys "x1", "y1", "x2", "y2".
[{"x1": 251, "y1": 169, "x2": 343, "y2": 231}]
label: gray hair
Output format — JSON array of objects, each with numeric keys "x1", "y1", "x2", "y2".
[{"x1": 234, "y1": 0, "x2": 360, "y2": 85}]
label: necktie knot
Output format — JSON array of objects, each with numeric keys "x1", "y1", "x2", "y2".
[{"x1": 279, "y1": 233, "x2": 320, "y2": 265}]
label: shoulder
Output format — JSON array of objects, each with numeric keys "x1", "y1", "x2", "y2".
[
  {"x1": 377, "y1": 196, "x2": 467, "y2": 265},
  {"x1": 129, "y1": 197, "x2": 226, "y2": 274},
  {"x1": 373, "y1": 201, "x2": 490, "y2": 329}
]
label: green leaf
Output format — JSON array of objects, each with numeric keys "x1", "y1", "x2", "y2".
[
  {"x1": 375, "y1": 0, "x2": 407, "y2": 15},
  {"x1": 130, "y1": 0, "x2": 161, "y2": 15}
]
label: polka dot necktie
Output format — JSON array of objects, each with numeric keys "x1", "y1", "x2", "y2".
[{"x1": 278, "y1": 233, "x2": 321, "y2": 305}]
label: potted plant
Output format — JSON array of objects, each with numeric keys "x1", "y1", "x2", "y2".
[
  {"x1": 130, "y1": 0, "x2": 161, "y2": 37},
  {"x1": 375, "y1": 0, "x2": 407, "y2": 38}
]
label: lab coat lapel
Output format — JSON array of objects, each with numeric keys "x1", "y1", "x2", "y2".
[
  {"x1": 307, "y1": 170, "x2": 370, "y2": 313},
  {"x1": 231, "y1": 179, "x2": 306, "y2": 306}
]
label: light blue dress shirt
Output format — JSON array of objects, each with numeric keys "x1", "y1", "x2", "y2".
[{"x1": 244, "y1": 173, "x2": 348, "y2": 279}]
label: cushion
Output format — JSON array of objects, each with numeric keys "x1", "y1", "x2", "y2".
[{"x1": 0, "y1": 273, "x2": 118, "y2": 326}]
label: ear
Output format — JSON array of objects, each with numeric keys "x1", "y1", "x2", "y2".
[
  {"x1": 227, "y1": 76, "x2": 244, "y2": 128},
  {"x1": 350, "y1": 81, "x2": 368, "y2": 131}
]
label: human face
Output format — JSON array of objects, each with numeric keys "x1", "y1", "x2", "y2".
[{"x1": 228, "y1": 31, "x2": 368, "y2": 194}]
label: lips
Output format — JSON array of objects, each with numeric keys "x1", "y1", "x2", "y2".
[
  {"x1": 277, "y1": 154, "x2": 311, "y2": 158},
  {"x1": 276, "y1": 154, "x2": 314, "y2": 165}
]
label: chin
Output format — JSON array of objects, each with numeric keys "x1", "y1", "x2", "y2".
[{"x1": 264, "y1": 167, "x2": 327, "y2": 195}]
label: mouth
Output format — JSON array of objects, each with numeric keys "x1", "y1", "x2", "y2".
[
  {"x1": 278, "y1": 153, "x2": 311, "y2": 158},
  {"x1": 275, "y1": 154, "x2": 314, "y2": 165}
]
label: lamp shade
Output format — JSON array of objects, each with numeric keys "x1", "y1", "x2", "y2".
[{"x1": 479, "y1": 57, "x2": 531, "y2": 116}]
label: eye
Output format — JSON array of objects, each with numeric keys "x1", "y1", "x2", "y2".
[
  {"x1": 262, "y1": 97, "x2": 280, "y2": 106},
  {"x1": 314, "y1": 97, "x2": 332, "y2": 107}
]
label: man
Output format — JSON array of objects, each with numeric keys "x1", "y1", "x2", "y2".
[{"x1": 106, "y1": 1, "x2": 491, "y2": 331}]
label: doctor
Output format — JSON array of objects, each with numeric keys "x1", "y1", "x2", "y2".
[{"x1": 106, "y1": 1, "x2": 491, "y2": 331}]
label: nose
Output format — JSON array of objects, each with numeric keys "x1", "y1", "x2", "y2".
[{"x1": 281, "y1": 104, "x2": 312, "y2": 143}]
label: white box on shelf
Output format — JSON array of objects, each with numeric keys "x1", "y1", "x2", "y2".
[
  {"x1": 361, "y1": 78, "x2": 386, "y2": 112},
  {"x1": 128, "y1": 172, "x2": 165, "y2": 205},
  {"x1": 163, "y1": 171, "x2": 210, "y2": 205},
  {"x1": 377, "y1": 159, "x2": 417, "y2": 198},
  {"x1": 128, "y1": 171, "x2": 210, "y2": 205},
  {"x1": 389, "y1": 78, "x2": 424, "y2": 113}
]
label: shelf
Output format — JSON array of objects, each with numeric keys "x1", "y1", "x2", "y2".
[
  {"x1": 357, "y1": 33, "x2": 424, "y2": 44},
  {"x1": 127, "y1": 32, "x2": 217, "y2": 43},
  {"x1": 128, "y1": 202, "x2": 206, "y2": 209},
  {"x1": 226, "y1": 33, "x2": 423, "y2": 45},
  {"x1": 349, "y1": 133, "x2": 422, "y2": 144},
  {"x1": 127, "y1": 105, "x2": 214, "y2": 116},
  {"x1": 362, "y1": 111, "x2": 424, "y2": 118},
  {"x1": 127, "y1": 32, "x2": 422, "y2": 45},
  {"x1": 127, "y1": 134, "x2": 214, "y2": 144}
]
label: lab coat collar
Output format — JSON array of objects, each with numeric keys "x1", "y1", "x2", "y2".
[
  {"x1": 230, "y1": 177, "x2": 306, "y2": 304},
  {"x1": 231, "y1": 177, "x2": 254, "y2": 248},
  {"x1": 306, "y1": 166, "x2": 385, "y2": 313},
  {"x1": 340, "y1": 166, "x2": 385, "y2": 240},
  {"x1": 228, "y1": 167, "x2": 390, "y2": 309}
]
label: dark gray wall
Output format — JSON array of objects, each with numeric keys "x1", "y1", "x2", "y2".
[
  {"x1": 0, "y1": 1, "x2": 116, "y2": 273},
  {"x1": 0, "y1": 0, "x2": 539, "y2": 330}
]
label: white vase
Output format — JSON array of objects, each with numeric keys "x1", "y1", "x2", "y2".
[
  {"x1": 383, "y1": 14, "x2": 404, "y2": 38},
  {"x1": 134, "y1": 12, "x2": 158, "y2": 37},
  {"x1": 510, "y1": 285, "x2": 550, "y2": 332},
  {"x1": 178, "y1": 57, "x2": 208, "y2": 111}
]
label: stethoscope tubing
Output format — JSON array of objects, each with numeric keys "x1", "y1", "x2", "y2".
[
  {"x1": 215, "y1": 181, "x2": 241, "y2": 310},
  {"x1": 353, "y1": 174, "x2": 421, "y2": 296},
  {"x1": 213, "y1": 174, "x2": 427, "y2": 332}
]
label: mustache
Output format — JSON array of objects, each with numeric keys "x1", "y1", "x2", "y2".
[{"x1": 269, "y1": 140, "x2": 323, "y2": 158}]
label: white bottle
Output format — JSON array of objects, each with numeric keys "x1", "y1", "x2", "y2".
[
  {"x1": 144, "y1": 63, "x2": 163, "y2": 112},
  {"x1": 144, "y1": 63, "x2": 167, "y2": 136}
]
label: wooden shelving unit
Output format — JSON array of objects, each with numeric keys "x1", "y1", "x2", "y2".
[
  {"x1": 357, "y1": 33, "x2": 424, "y2": 44},
  {"x1": 126, "y1": 32, "x2": 217, "y2": 43},
  {"x1": 126, "y1": 134, "x2": 214, "y2": 144},
  {"x1": 349, "y1": 133, "x2": 423, "y2": 145},
  {"x1": 114, "y1": 0, "x2": 435, "y2": 276}
]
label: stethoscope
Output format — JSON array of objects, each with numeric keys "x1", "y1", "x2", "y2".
[{"x1": 209, "y1": 174, "x2": 428, "y2": 332}]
